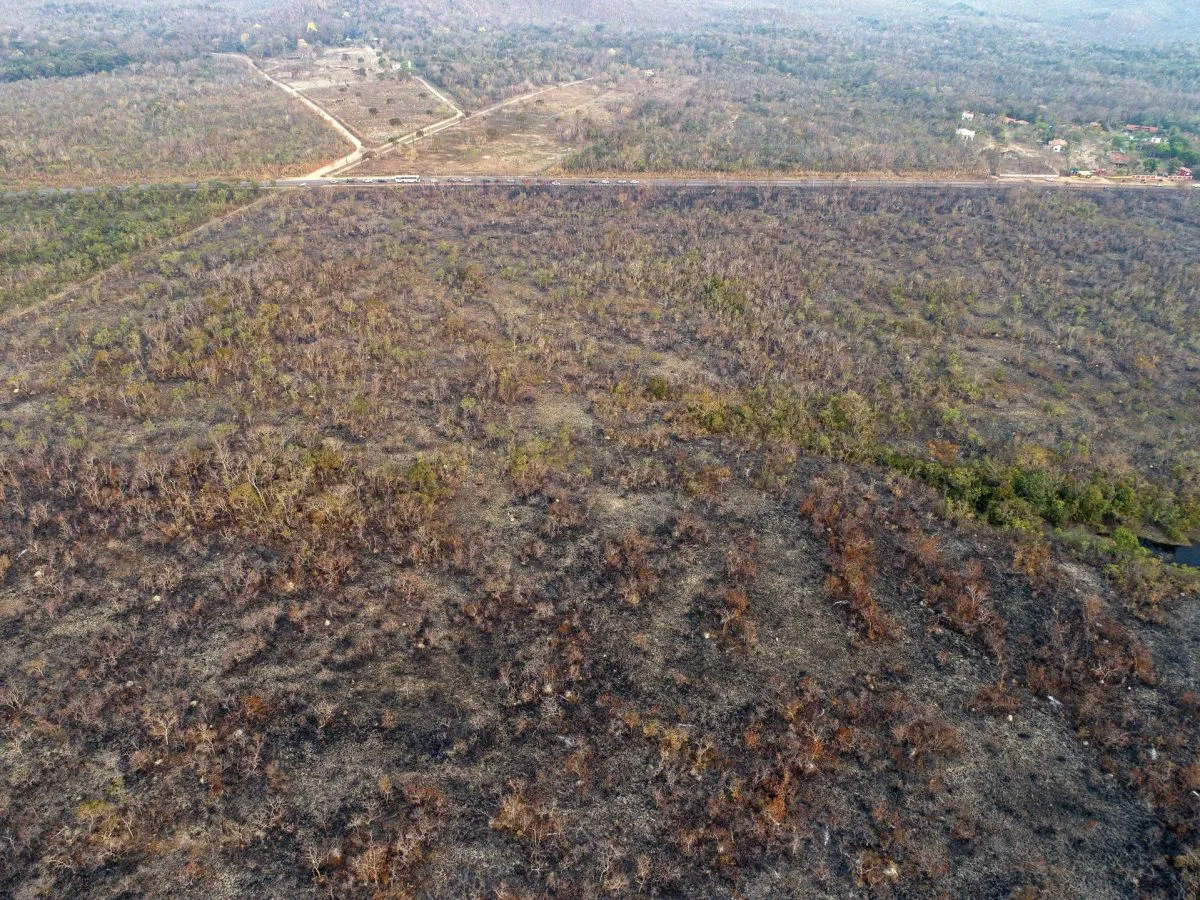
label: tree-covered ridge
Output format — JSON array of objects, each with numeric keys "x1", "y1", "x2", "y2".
[{"x1": 0, "y1": 38, "x2": 136, "y2": 82}]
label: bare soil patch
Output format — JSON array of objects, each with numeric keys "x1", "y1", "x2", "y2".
[
  {"x1": 262, "y1": 45, "x2": 455, "y2": 146},
  {"x1": 356, "y1": 73, "x2": 693, "y2": 175}
]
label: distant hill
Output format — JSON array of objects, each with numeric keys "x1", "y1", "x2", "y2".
[
  {"x1": 340, "y1": 0, "x2": 1198, "y2": 43},
  {"x1": 925, "y1": 0, "x2": 1200, "y2": 43}
]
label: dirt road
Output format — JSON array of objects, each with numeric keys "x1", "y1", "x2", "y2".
[
  {"x1": 414, "y1": 76, "x2": 464, "y2": 118},
  {"x1": 323, "y1": 82, "x2": 466, "y2": 177},
  {"x1": 461, "y1": 75, "x2": 604, "y2": 122},
  {"x1": 345, "y1": 76, "x2": 605, "y2": 174},
  {"x1": 227, "y1": 57, "x2": 614, "y2": 180},
  {"x1": 222, "y1": 54, "x2": 365, "y2": 179},
  {"x1": 237, "y1": 58, "x2": 468, "y2": 179}
]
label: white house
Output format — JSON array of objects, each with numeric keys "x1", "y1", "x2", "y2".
[
  {"x1": 961, "y1": 111, "x2": 975, "y2": 121},
  {"x1": 956, "y1": 127, "x2": 976, "y2": 141}
]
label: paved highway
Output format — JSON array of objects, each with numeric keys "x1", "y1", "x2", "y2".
[
  {"x1": 270, "y1": 174, "x2": 1199, "y2": 193},
  {"x1": 3, "y1": 174, "x2": 1196, "y2": 198}
]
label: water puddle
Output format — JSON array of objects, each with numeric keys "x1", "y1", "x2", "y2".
[{"x1": 1139, "y1": 537, "x2": 1200, "y2": 569}]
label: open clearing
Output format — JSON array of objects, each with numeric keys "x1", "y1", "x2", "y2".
[
  {"x1": 354, "y1": 72, "x2": 694, "y2": 176},
  {"x1": 261, "y1": 46, "x2": 457, "y2": 147}
]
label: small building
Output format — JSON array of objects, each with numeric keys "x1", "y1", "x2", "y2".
[
  {"x1": 1048, "y1": 139, "x2": 1067, "y2": 153},
  {"x1": 1149, "y1": 136, "x2": 1164, "y2": 145},
  {"x1": 956, "y1": 127, "x2": 976, "y2": 141},
  {"x1": 961, "y1": 111, "x2": 975, "y2": 121},
  {"x1": 643, "y1": 69, "x2": 656, "y2": 78},
  {"x1": 1109, "y1": 151, "x2": 1130, "y2": 166},
  {"x1": 1125, "y1": 124, "x2": 1159, "y2": 134}
]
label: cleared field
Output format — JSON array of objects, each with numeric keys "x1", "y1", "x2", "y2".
[
  {"x1": 995, "y1": 147, "x2": 1061, "y2": 176},
  {"x1": 261, "y1": 46, "x2": 456, "y2": 146},
  {"x1": 0, "y1": 56, "x2": 348, "y2": 187},
  {"x1": 355, "y1": 73, "x2": 691, "y2": 176}
]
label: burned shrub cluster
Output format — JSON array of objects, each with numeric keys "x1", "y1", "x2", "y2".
[{"x1": 2, "y1": 186, "x2": 1200, "y2": 896}]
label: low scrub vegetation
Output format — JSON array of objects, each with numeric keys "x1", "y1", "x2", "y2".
[
  {"x1": 0, "y1": 57, "x2": 347, "y2": 187},
  {"x1": 0, "y1": 184, "x2": 259, "y2": 313}
]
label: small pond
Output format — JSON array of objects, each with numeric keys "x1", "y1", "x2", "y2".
[{"x1": 1139, "y1": 537, "x2": 1200, "y2": 569}]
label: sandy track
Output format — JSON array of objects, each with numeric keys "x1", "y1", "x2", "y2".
[
  {"x1": 222, "y1": 54, "x2": 365, "y2": 178},
  {"x1": 339, "y1": 76, "x2": 606, "y2": 175}
]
